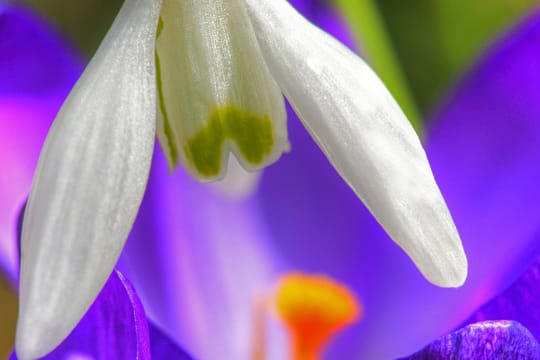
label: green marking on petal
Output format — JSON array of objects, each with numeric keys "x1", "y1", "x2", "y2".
[
  {"x1": 157, "y1": 16, "x2": 164, "y2": 37},
  {"x1": 184, "y1": 105, "x2": 275, "y2": 178},
  {"x1": 155, "y1": 56, "x2": 179, "y2": 167},
  {"x1": 155, "y1": 17, "x2": 179, "y2": 167}
]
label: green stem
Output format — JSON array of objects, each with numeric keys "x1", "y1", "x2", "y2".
[{"x1": 334, "y1": 0, "x2": 423, "y2": 135}]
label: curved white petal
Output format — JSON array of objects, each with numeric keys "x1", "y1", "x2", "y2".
[
  {"x1": 16, "y1": 0, "x2": 161, "y2": 358},
  {"x1": 244, "y1": 0, "x2": 467, "y2": 287},
  {"x1": 155, "y1": 0, "x2": 288, "y2": 181}
]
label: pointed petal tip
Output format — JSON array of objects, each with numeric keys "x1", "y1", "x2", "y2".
[
  {"x1": 245, "y1": 0, "x2": 468, "y2": 287},
  {"x1": 15, "y1": 270, "x2": 152, "y2": 360},
  {"x1": 400, "y1": 209, "x2": 468, "y2": 288},
  {"x1": 450, "y1": 248, "x2": 468, "y2": 288},
  {"x1": 424, "y1": 241, "x2": 468, "y2": 288},
  {"x1": 15, "y1": 294, "x2": 88, "y2": 359},
  {"x1": 435, "y1": 260, "x2": 468, "y2": 289},
  {"x1": 15, "y1": 319, "x2": 58, "y2": 360}
]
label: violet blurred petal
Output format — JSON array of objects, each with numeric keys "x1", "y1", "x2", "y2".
[
  {"x1": 401, "y1": 321, "x2": 540, "y2": 360},
  {"x1": 288, "y1": 0, "x2": 357, "y2": 50},
  {"x1": 0, "y1": 5, "x2": 81, "y2": 281},
  {"x1": 149, "y1": 323, "x2": 193, "y2": 360},
  {"x1": 119, "y1": 145, "x2": 286, "y2": 360},
  {"x1": 12, "y1": 270, "x2": 151, "y2": 360},
  {"x1": 427, "y1": 7, "x2": 540, "y2": 293},
  {"x1": 0, "y1": 5, "x2": 81, "y2": 95},
  {"x1": 465, "y1": 253, "x2": 540, "y2": 340},
  {"x1": 260, "y1": 6, "x2": 540, "y2": 360}
]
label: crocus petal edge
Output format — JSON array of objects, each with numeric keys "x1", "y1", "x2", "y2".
[{"x1": 401, "y1": 321, "x2": 540, "y2": 359}]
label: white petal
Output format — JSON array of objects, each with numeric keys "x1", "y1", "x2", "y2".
[
  {"x1": 155, "y1": 0, "x2": 288, "y2": 181},
  {"x1": 211, "y1": 155, "x2": 262, "y2": 198},
  {"x1": 244, "y1": 0, "x2": 467, "y2": 287},
  {"x1": 16, "y1": 0, "x2": 161, "y2": 358}
]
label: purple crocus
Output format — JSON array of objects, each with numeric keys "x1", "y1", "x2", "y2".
[
  {"x1": 3, "y1": 1, "x2": 540, "y2": 360},
  {"x1": 14, "y1": 0, "x2": 469, "y2": 357},
  {"x1": 404, "y1": 251, "x2": 540, "y2": 359},
  {"x1": 0, "y1": 4, "x2": 81, "y2": 282},
  {"x1": 119, "y1": 3, "x2": 540, "y2": 360}
]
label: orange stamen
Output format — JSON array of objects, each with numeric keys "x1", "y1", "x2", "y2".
[
  {"x1": 274, "y1": 273, "x2": 362, "y2": 360},
  {"x1": 250, "y1": 294, "x2": 268, "y2": 360}
]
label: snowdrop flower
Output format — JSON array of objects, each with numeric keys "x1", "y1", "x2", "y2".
[
  {"x1": 16, "y1": 0, "x2": 466, "y2": 358},
  {"x1": 121, "y1": 4, "x2": 540, "y2": 359}
]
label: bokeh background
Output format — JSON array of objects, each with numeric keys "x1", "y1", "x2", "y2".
[{"x1": 14, "y1": 0, "x2": 538, "y2": 118}]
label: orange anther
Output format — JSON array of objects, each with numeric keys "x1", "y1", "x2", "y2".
[{"x1": 274, "y1": 273, "x2": 361, "y2": 360}]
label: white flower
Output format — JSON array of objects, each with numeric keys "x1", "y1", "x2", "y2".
[{"x1": 16, "y1": 0, "x2": 467, "y2": 358}]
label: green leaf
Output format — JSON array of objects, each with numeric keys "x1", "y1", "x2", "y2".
[{"x1": 334, "y1": 0, "x2": 423, "y2": 134}]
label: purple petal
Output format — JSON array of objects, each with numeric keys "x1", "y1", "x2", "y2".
[
  {"x1": 426, "y1": 7, "x2": 540, "y2": 293},
  {"x1": 12, "y1": 270, "x2": 150, "y2": 359},
  {"x1": 259, "y1": 6, "x2": 540, "y2": 360},
  {"x1": 119, "y1": 144, "x2": 286, "y2": 360},
  {"x1": 382, "y1": 7, "x2": 540, "y2": 358},
  {"x1": 288, "y1": 0, "x2": 357, "y2": 50},
  {"x1": 0, "y1": 5, "x2": 82, "y2": 281},
  {"x1": 149, "y1": 323, "x2": 193, "y2": 360},
  {"x1": 464, "y1": 253, "x2": 540, "y2": 340},
  {"x1": 0, "y1": 5, "x2": 82, "y2": 95},
  {"x1": 401, "y1": 321, "x2": 540, "y2": 359}
]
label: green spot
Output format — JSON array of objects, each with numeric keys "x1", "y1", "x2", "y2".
[
  {"x1": 184, "y1": 106, "x2": 275, "y2": 178},
  {"x1": 157, "y1": 17, "x2": 164, "y2": 38}
]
